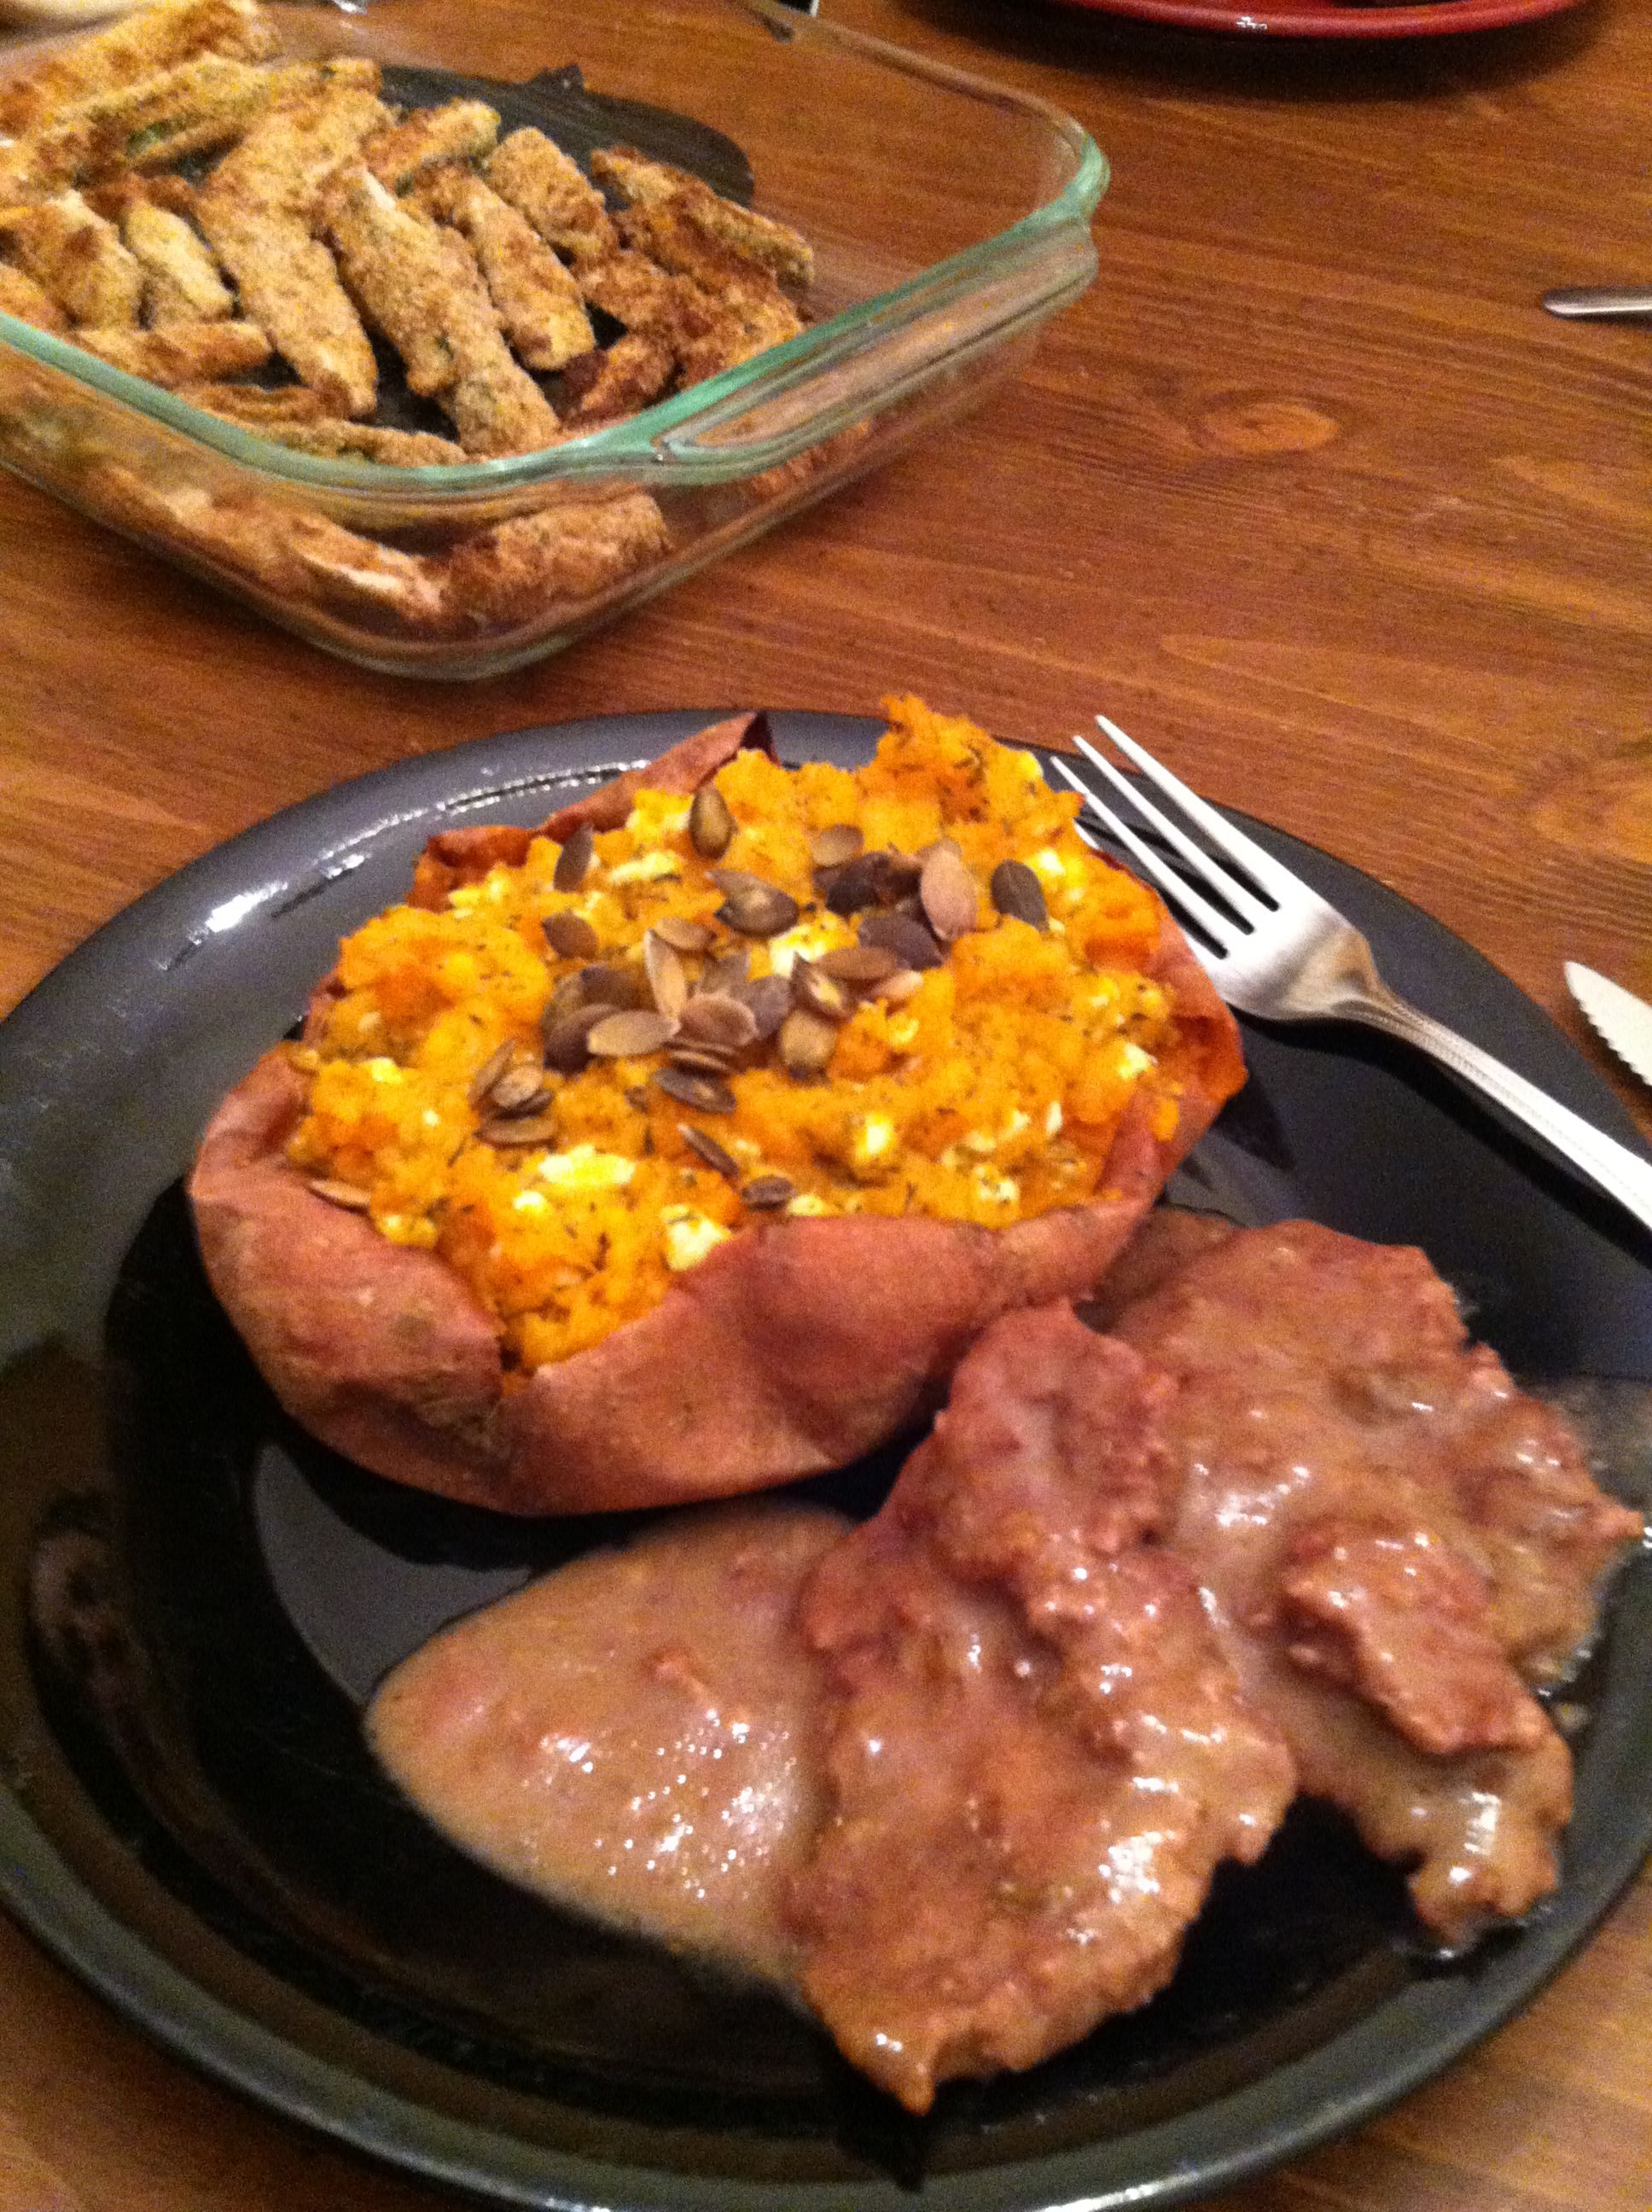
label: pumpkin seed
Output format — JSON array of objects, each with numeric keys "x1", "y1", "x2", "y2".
[
  {"x1": 823, "y1": 847, "x2": 922, "y2": 913},
  {"x1": 810, "y1": 823, "x2": 864, "y2": 869},
  {"x1": 310, "y1": 1176, "x2": 372, "y2": 1211},
  {"x1": 858, "y1": 911, "x2": 944, "y2": 970},
  {"x1": 670, "y1": 1044, "x2": 741, "y2": 1075},
  {"x1": 542, "y1": 1003, "x2": 608, "y2": 1073},
  {"x1": 689, "y1": 783, "x2": 735, "y2": 859},
  {"x1": 680, "y1": 1123, "x2": 740, "y2": 1180},
  {"x1": 713, "y1": 870, "x2": 800, "y2": 939},
  {"x1": 586, "y1": 1009, "x2": 678, "y2": 1058},
  {"x1": 644, "y1": 930, "x2": 689, "y2": 1021},
  {"x1": 990, "y1": 858, "x2": 1048, "y2": 931},
  {"x1": 822, "y1": 852, "x2": 886, "y2": 915},
  {"x1": 578, "y1": 962, "x2": 647, "y2": 1009},
  {"x1": 679, "y1": 992, "x2": 759, "y2": 1051},
  {"x1": 652, "y1": 914, "x2": 713, "y2": 955},
  {"x1": 490, "y1": 1060, "x2": 550, "y2": 1115},
  {"x1": 546, "y1": 971, "x2": 585, "y2": 1022},
  {"x1": 817, "y1": 943, "x2": 900, "y2": 987},
  {"x1": 920, "y1": 844, "x2": 979, "y2": 941},
  {"x1": 778, "y1": 1006, "x2": 838, "y2": 1080},
  {"x1": 481, "y1": 1112, "x2": 560, "y2": 1148},
  {"x1": 876, "y1": 967, "x2": 924, "y2": 1005},
  {"x1": 792, "y1": 959, "x2": 850, "y2": 1022},
  {"x1": 654, "y1": 1066, "x2": 736, "y2": 1115},
  {"x1": 553, "y1": 820, "x2": 593, "y2": 892},
  {"x1": 732, "y1": 972, "x2": 791, "y2": 1040},
  {"x1": 544, "y1": 910, "x2": 600, "y2": 960},
  {"x1": 741, "y1": 1174, "x2": 796, "y2": 1210},
  {"x1": 698, "y1": 947, "x2": 749, "y2": 995},
  {"x1": 466, "y1": 1039, "x2": 518, "y2": 1108}
]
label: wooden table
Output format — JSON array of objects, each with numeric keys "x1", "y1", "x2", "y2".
[{"x1": 2, "y1": 0, "x2": 1649, "y2": 2206}]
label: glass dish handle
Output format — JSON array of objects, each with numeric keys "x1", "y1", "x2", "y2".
[{"x1": 654, "y1": 223, "x2": 1096, "y2": 470}]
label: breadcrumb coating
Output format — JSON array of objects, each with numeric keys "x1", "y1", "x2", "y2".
[
  {"x1": 76, "y1": 316, "x2": 270, "y2": 383},
  {"x1": 415, "y1": 166, "x2": 595, "y2": 373},
  {"x1": 121, "y1": 198, "x2": 234, "y2": 324},
  {"x1": 0, "y1": 191, "x2": 144, "y2": 328}
]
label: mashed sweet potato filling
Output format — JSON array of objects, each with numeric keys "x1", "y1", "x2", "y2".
[{"x1": 288, "y1": 699, "x2": 1200, "y2": 1372}]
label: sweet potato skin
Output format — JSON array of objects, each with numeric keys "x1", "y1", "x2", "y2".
[{"x1": 189, "y1": 718, "x2": 1244, "y2": 1515}]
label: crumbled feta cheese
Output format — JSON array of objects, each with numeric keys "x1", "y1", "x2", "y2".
[
  {"x1": 1116, "y1": 1042, "x2": 1155, "y2": 1081},
  {"x1": 972, "y1": 1167, "x2": 1020, "y2": 1209},
  {"x1": 608, "y1": 849, "x2": 679, "y2": 887},
  {"x1": 536, "y1": 1144, "x2": 636, "y2": 1194},
  {"x1": 785, "y1": 1192, "x2": 834, "y2": 1218},
  {"x1": 660, "y1": 1207, "x2": 731, "y2": 1270},
  {"x1": 366, "y1": 1057, "x2": 402, "y2": 1085},
  {"x1": 1044, "y1": 1100, "x2": 1064, "y2": 1136},
  {"x1": 513, "y1": 1189, "x2": 550, "y2": 1217},
  {"x1": 765, "y1": 921, "x2": 845, "y2": 979},
  {"x1": 886, "y1": 1016, "x2": 920, "y2": 1051},
  {"x1": 851, "y1": 1113, "x2": 896, "y2": 1173}
]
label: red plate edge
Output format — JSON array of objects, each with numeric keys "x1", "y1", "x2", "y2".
[{"x1": 1050, "y1": 0, "x2": 1585, "y2": 37}]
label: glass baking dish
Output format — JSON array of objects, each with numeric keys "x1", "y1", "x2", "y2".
[{"x1": 0, "y1": 0, "x2": 1103, "y2": 678}]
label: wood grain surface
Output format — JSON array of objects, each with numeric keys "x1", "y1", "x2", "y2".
[{"x1": 1, "y1": 0, "x2": 1649, "y2": 2207}]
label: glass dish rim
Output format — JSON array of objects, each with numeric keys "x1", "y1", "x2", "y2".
[{"x1": 0, "y1": 0, "x2": 1108, "y2": 495}]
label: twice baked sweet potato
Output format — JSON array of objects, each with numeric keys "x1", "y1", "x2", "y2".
[{"x1": 190, "y1": 701, "x2": 1245, "y2": 1513}]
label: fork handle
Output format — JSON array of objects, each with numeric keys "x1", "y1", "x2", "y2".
[{"x1": 1349, "y1": 985, "x2": 1652, "y2": 1238}]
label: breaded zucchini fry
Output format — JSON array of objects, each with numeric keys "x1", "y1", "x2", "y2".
[
  {"x1": 484, "y1": 128, "x2": 615, "y2": 269},
  {"x1": 74, "y1": 317, "x2": 270, "y2": 383},
  {"x1": 193, "y1": 204, "x2": 375, "y2": 414},
  {"x1": 325, "y1": 166, "x2": 560, "y2": 455},
  {"x1": 195, "y1": 78, "x2": 389, "y2": 414},
  {"x1": 443, "y1": 345, "x2": 561, "y2": 459},
  {"x1": 615, "y1": 198, "x2": 802, "y2": 363},
  {"x1": 89, "y1": 459, "x2": 452, "y2": 629},
  {"x1": 176, "y1": 379, "x2": 329, "y2": 424},
  {"x1": 557, "y1": 329, "x2": 672, "y2": 422},
  {"x1": 195, "y1": 64, "x2": 388, "y2": 217},
  {"x1": 122, "y1": 197, "x2": 233, "y2": 324},
  {"x1": 416, "y1": 166, "x2": 594, "y2": 372},
  {"x1": 442, "y1": 491, "x2": 672, "y2": 628},
  {"x1": 366, "y1": 101, "x2": 499, "y2": 195},
  {"x1": 4, "y1": 55, "x2": 379, "y2": 203},
  {"x1": 0, "y1": 0, "x2": 278, "y2": 138},
  {"x1": 590, "y1": 147, "x2": 813, "y2": 288},
  {"x1": 0, "y1": 261, "x2": 70, "y2": 335},
  {"x1": 0, "y1": 191, "x2": 144, "y2": 327},
  {"x1": 323, "y1": 166, "x2": 468, "y2": 394},
  {"x1": 220, "y1": 416, "x2": 468, "y2": 465}
]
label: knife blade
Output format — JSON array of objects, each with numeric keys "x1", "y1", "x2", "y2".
[{"x1": 1565, "y1": 962, "x2": 1652, "y2": 1090}]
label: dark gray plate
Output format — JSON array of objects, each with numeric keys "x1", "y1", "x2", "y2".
[{"x1": 1, "y1": 710, "x2": 1648, "y2": 2212}]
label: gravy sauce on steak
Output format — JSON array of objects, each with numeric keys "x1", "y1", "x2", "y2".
[
  {"x1": 788, "y1": 1303, "x2": 1296, "y2": 2112},
  {"x1": 1110, "y1": 1220, "x2": 1643, "y2": 1941}
]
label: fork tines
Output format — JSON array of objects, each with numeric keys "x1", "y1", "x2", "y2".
[{"x1": 1048, "y1": 716, "x2": 1294, "y2": 948}]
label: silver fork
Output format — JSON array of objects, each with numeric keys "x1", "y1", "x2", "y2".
[{"x1": 1051, "y1": 716, "x2": 1652, "y2": 1240}]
